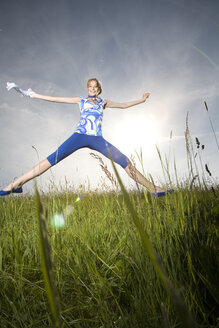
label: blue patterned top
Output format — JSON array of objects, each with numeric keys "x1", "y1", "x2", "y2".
[{"x1": 75, "y1": 97, "x2": 105, "y2": 136}]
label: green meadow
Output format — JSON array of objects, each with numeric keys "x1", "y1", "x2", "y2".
[{"x1": 0, "y1": 119, "x2": 218, "y2": 327}]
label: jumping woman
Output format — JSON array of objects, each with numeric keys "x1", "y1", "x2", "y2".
[{"x1": 0, "y1": 78, "x2": 173, "y2": 197}]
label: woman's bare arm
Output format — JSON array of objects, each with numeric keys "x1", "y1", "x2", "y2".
[
  {"x1": 105, "y1": 93, "x2": 150, "y2": 109},
  {"x1": 31, "y1": 91, "x2": 80, "y2": 104}
]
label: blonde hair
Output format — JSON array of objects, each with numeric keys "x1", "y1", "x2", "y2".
[{"x1": 87, "y1": 78, "x2": 102, "y2": 96}]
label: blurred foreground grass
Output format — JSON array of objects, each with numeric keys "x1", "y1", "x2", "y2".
[{"x1": 0, "y1": 182, "x2": 218, "y2": 327}]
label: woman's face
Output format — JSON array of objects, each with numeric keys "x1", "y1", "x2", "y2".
[{"x1": 87, "y1": 80, "x2": 99, "y2": 97}]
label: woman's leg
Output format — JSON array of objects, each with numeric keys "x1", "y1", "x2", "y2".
[
  {"x1": 3, "y1": 159, "x2": 51, "y2": 191},
  {"x1": 2, "y1": 133, "x2": 89, "y2": 191},
  {"x1": 124, "y1": 162, "x2": 164, "y2": 193},
  {"x1": 90, "y1": 136, "x2": 165, "y2": 193}
]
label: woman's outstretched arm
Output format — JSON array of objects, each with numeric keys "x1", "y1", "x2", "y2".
[
  {"x1": 31, "y1": 91, "x2": 80, "y2": 104},
  {"x1": 6, "y1": 82, "x2": 80, "y2": 104},
  {"x1": 105, "y1": 92, "x2": 150, "y2": 109}
]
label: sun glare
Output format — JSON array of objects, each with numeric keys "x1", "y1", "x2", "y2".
[{"x1": 115, "y1": 113, "x2": 160, "y2": 155}]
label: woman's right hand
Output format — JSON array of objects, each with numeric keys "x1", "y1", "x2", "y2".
[
  {"x1": 6, "y1": 82, "x2": 36, "y2": 98},
  {"x1": 27, "y1": 88, "x2": 36, "y2": 98}
]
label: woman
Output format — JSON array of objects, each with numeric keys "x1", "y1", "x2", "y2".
[{"x1": 0, "y1": 78, "x2": 172, "y2": 197}]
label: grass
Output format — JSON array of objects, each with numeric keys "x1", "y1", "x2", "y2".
[
  {"x1": 0, "y1": 117, "x2": 218, "y2": 327},
  {"x1": 0, "y1": 181, "x2": 218, "y2": 327}
]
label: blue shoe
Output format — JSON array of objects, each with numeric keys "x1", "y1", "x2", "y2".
[
  {"x1": 0, "y1": 187, "x2": 23, "y2": 196},
  {"x1": 152, "y1": 189, "x2": 174, "y2": 198}
]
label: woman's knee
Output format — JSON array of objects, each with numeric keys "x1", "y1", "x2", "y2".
[{"x1": 34, "y1": 159, "x2": 52, "y2": 175}]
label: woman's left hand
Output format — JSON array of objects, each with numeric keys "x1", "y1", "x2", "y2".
[{"x1": 142, "y1": 92, "x2": 150, "y2": 101}]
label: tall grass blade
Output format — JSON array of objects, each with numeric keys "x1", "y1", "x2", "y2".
[
  {"x1": 110, "y1": 158, "x2": 198, "y2": 328},
  {"x1": 35, "y1": 186, "x2": 63, "y2": 328},
  {"x1": 204, "y1": 101, "x2": 219, "y2": 151},
  {"x1": 161, "y1": 302, "x2": 171, "y2": 328},
  {"x1": 0, "y1": 245, "x2": 2, "y2": 272}
]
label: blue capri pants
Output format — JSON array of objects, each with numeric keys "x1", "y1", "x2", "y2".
[{"x1": 47, "y1": 133, "x2": 129, "y2": 168}]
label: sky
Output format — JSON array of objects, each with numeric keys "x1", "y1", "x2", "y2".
[{"x1": 0, "y1": 0, "x2": 218, "y2": 193}]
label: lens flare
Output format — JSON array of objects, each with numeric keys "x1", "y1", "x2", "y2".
[
  {"x1": 75, "y1": 195, "x2": 82, "y2": 202},
  {"x1": 192, "y1": 45, "x2": 219, "y2": 71},
  {"x1": 51, "y1": 214, "x2": 65, "y2": 228},
  {"x1": 51, "y1": 196, "x2": 82, "y2": 228},
  {"x1": 63, "y1": 205, "x2": 74, "y2": 216}
]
